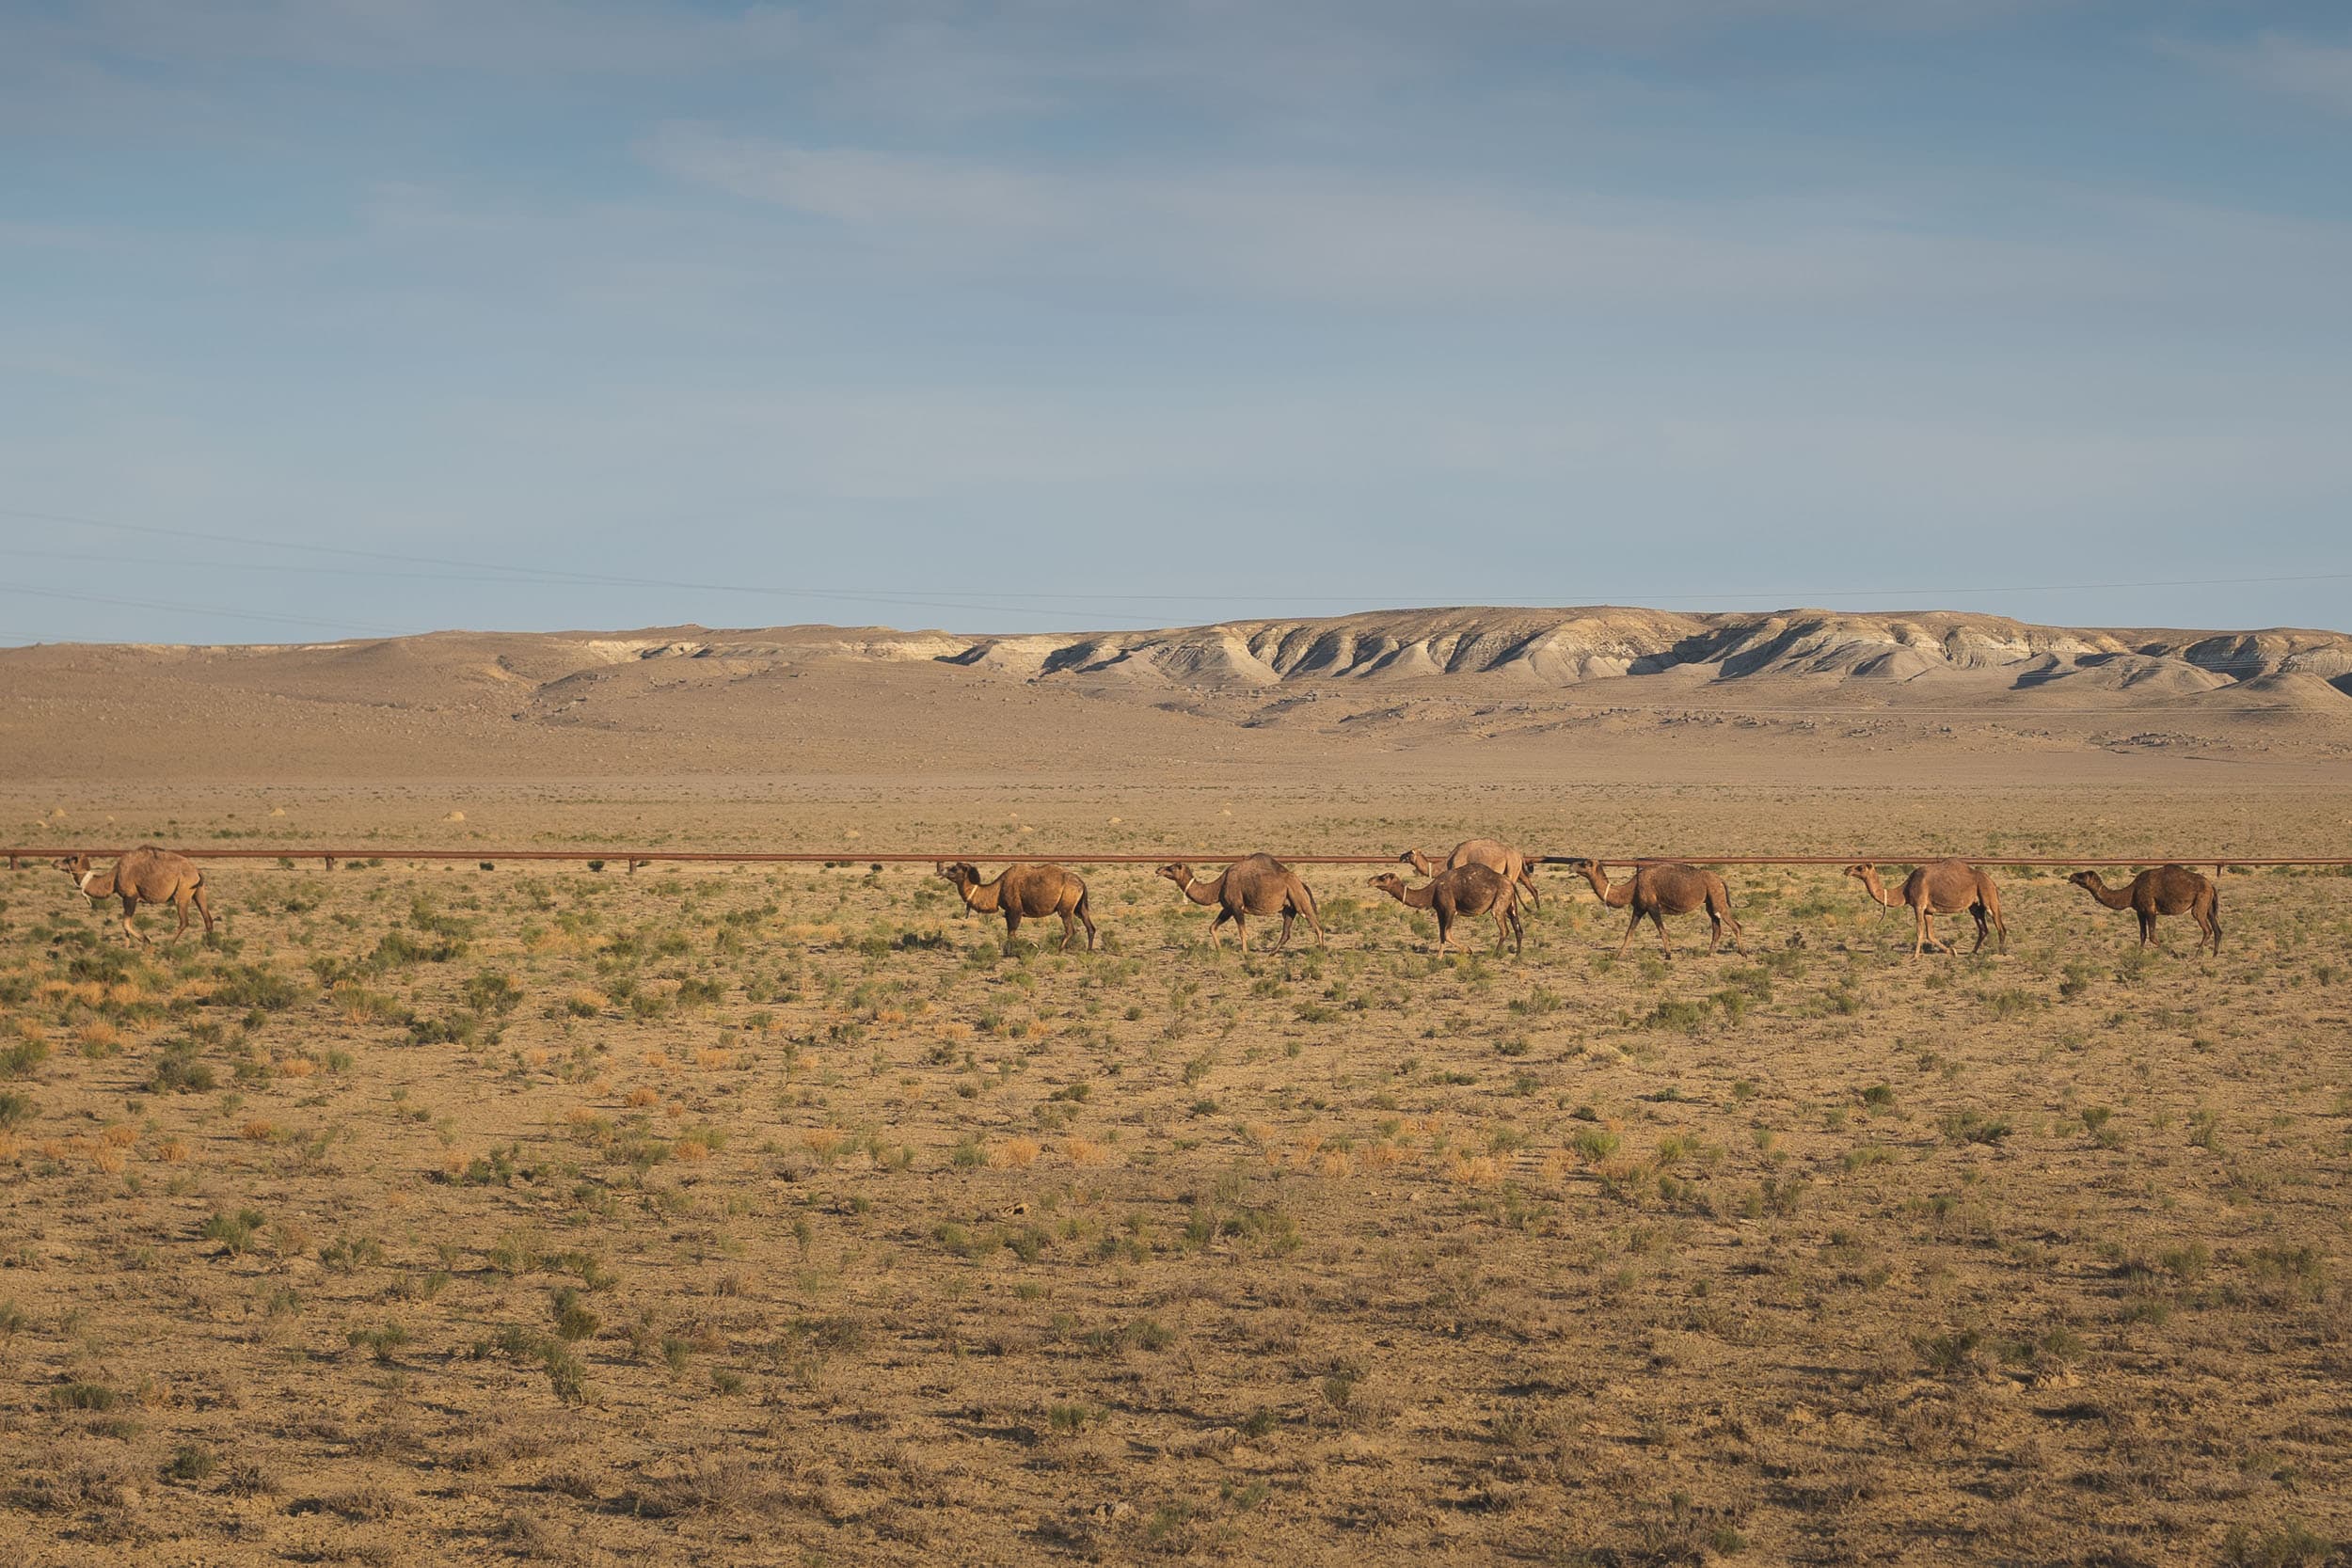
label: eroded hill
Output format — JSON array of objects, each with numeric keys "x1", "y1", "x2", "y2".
[{"x1": 6, "y1": 607, "x2": 2351, "y2": 785}]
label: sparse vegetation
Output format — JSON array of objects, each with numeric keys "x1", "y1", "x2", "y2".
[{"x1": 0, "y1": 797, "x2": 2343, "y2": 1564}]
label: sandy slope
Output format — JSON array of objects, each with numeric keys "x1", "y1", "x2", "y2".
[{"x1": 5, "y1": 607, "x2": 2350, "y2": 791}]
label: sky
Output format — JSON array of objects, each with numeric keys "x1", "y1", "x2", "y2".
[{"x1": 2, "y1": 0, "x2": 2349, "y2": 643}]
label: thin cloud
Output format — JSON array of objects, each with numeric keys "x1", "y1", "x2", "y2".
[
  {"x1": 2159, "y1": 30, "x2": 2352, "y2": 114},
  {"x1": 640, "y1": 122, "x2": 2309, "y2": 311}
]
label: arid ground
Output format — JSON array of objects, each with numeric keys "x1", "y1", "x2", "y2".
[{"x1": 2, "y1": 610, "x2": 2348, "y2": 1566}]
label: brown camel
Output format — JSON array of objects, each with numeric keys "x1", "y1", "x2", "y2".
[
  {"x1": 935, "y1": 862, "x2": 1096, "y2": 953},
  {"x1": 2069, "y1": 866, "x2": 2221, "y2": 955},
  {"x1": 1369, "y1": 865, "x2": 1522, "y2": 956},
  {"x1": 1156, "y1": 854, "x2": 1322, "y2": 954},
  {"x1": 57, "y1": 847, "x2": 215, "y2": 944},
  {"x1": 1845, "y1": 861, "x2": 2007, "y2": 957},
  {"x1": 1399, "y1": 838, "x2": 1542, "y2": 911},
  {"x1": 1565, "y1": 859, "x2": 1743, "y2": 959}
]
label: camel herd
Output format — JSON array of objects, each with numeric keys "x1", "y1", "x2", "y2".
[{"x1": 51, "y1": 844, "x2": 2225, "y2": 958}]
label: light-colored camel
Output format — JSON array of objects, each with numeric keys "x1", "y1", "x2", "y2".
[
  {"x1": 934, "y1": 862, "x2": 1096, "y2": 953},
  {"x1": 1369, "y1": 865, "x2": 1522, "y2": 956},
  {"x1": 1845, "y1": 861, "x2": 2007, "y2": 957},
  {"x1": 57, "y1": 847, "x2": 215, "y2": 944},
  {"x1": 1156, "y1": 854, "x2": 1322, "y2": 954},
  {"x1": 1565, "y1": 859, "x2": 1743, "y2": 959},
  {"x1": 2069, "y1": 866, "x2": 2221, "y2": 955},
  {"x1": 1399, "y1": 838, "x2": 1542, "y2": 911}
]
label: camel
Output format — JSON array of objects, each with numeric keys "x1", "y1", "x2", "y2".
[
  {"x1": 1398, "y1": 838, "x2": 1542, "y2": 911},
  {"x1": 2069, "y1": 866, "x2": 2221, "y2": 956},
  {"x1": 1369, "y1": 865, "x2": 1522, "y2": 956},
  {"x1": 1156, "y1": 854, "x2": 1322, "y2": 954},
  {"x1": 934, "y1": 862, "x2": 1096, "y2": 953},
  {"x1": 57, "y1": 847, "x2": 215, "y2": 944},
  {"x1": 1844, "y1": 861, "x2": 2007, "y2": 958},
  {"x1": 1565, "y1": 859, "x2": 1743, "y2": 959}
]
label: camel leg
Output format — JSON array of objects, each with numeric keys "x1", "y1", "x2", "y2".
[
  {"x1": 1270, "y1": 911, "x2": 1294, "y2": 952},
  {"x1": 1918, "y1": 909, "x2": 1948, "y2": 957},
  {"x1": 193, "y1": 883, "x2": 216, "y2": 938},
  {"x1": 1207, "y1": 910, "x2": 1231, "y2": 951},
  {"x1": 1913, "y1": 907, "x2": 1928, "y2": 958},
  {"x1": 1520, "y1": 872, "x2": 1541, "y2": 913},
  {"x1": 1968, "y1": 905, "x2": 1989, "y2": 956},
  {"x1": 1057, "y1": 911, "x2": 1077, "y2": 952},
  {"x1": 1077, "y1": 902, "x2": 1097, "y2": 952},
  {"x1": 1656, "y1": 911, "x2": 1675, "y2": 961},
  {"x1": 1617, "y1": 910, "x2": 1642, "y2": 959},
  {"x1": 1508, "y1": 906, "x2": 1523, "y2": 956},
  {"x1": 169, "y1": 891, "x2": 194, "y2": 942},
  {"x1": 1002, "y1": 911, "x2": 1022, "y2": 955},
  {"x1": 119, "y1": 895, "x2": 148, "y2": 945}
]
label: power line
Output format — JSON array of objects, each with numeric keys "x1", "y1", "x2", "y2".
[
  {"x1": 1, "y1": 508, "x2": 1099, "y2": 624},
  {"x1": 0, "y1": 584, "x2": 408, "y2": 636},
  {"x1": 8, "y1": 505, "x2": 2347, "y2": 620}
]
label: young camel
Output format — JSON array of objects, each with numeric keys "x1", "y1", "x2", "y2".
[
  {"x1": 57, "y1": 847, "x2": 215, "y2": 944},
  {"x1": 1565, "y1": 859, "x2": 1743, "y2": 959},
  {"x1": 1845, "y1": 861, "x2": 2007, "y2": 957},
  {"x1": 1398, "y1": 839, "x2": 1542, "y2": 911},
  {"x1": 1156, "y1": 854, "x2": 1322, "y2": 955},
  {"x1": 1369, "y1": 865, "x2": 1522, "y2": 956},
  {"x1": 2069, "y1": 866, "x2": 2221, "y2": 956},
  {"x1": 934, "y1": 862, "x2": 1096, "y2": 953}
]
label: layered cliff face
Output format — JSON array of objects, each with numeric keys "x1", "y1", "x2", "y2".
[
  {"x1": 935, "y1": 608, "x2": 2352, "y2": 703},
  {"x1": 16, "y1": 607, "x2": 2352, "y2": 708}
]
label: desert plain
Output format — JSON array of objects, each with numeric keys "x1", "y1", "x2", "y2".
[{"x1": 0, "y1": 607, "x2": 2347, "y2": 1566}]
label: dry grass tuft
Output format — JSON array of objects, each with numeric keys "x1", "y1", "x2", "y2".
[{"x1": 989, "y1": 1136, "x2": 1041, "y2": 1170}]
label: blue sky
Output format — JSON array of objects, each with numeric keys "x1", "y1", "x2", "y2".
[{"x1": 3, "y1": 1, "x2": 2348, "y2": 642}]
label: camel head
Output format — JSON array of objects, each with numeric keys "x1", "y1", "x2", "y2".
[
  {"x1": 56, "y1": 853, "x2": 93, "y2": 885},
  {"x1": 935, "y1": 862, "x2": 980, "y2": 892},
  {"x1": 2067, "y1": 870, "x2": 2102, "y2": 893},
  {"x1": 1154, "y1": 863, "x2": 1194, "y2": 888},
  {"x1": 1398, "y1": 849, "x2": 1438, "y2": 878},
  {"x1": 1367, "y1": 872, "x2": 1408, "y2": 900},
  {"x1": 1841, "y1": 863, "x2": 1873, "y2": 882}
]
